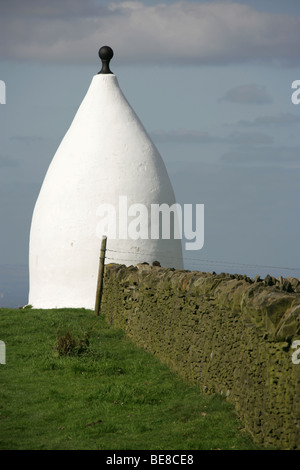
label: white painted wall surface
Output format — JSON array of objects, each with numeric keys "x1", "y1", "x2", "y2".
[{"x1": 28, "y1": 74, "x2": 183, "y2": 309}]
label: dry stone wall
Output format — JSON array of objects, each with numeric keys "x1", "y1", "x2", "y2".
[{"x1": 101, "y1": 263, "x2": 300, "y2": 449}]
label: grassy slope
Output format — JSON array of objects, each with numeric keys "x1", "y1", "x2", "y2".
[{"x1": 0, "y1": 308, "x2": 262, "y2": 450}]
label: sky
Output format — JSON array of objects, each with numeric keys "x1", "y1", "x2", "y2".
[{"x1": 0, "y1": 0, "x2": 300, "y2": 307}]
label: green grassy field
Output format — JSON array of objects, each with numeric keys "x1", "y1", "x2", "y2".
[{"x1": 0, "y1": 307, "x2": 263, "y2": 450}]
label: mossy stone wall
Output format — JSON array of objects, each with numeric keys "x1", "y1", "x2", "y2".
[{"x1": 101, "y1": 263, "x2": 300, "y2": 449}]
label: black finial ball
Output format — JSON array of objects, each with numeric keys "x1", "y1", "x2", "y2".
[
  {"x1": 98, "y1": 46, "x2": 114, "y2": 74},
  {"x1": 99, "y1": 46, "x2": 114, "y2": 61}
]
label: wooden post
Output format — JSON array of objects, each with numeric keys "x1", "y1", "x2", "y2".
[{"x1": 95, "y1": 235, "x2": 107, "y2": 316}]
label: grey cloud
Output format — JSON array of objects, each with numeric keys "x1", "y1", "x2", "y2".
[
  {"x1": 0, "y1": 155, "x2": 20, "y2": 168},
  {"x1": 0, "y1": 0, "x2": 105, "y2": 19},
  {"x1": 221, "y1": 145, "x2": 300, "y2": 168},
  {"x1": 226, "y1": 131, "x2": 273, "y2": 145},
  {"x1": 234, "y1": 112, "x2": 300, "y2": 127},
  {"x1": 219, "y1": 84, "x2": 272, "y2": 104},
  {"x1": 11, "y1": 135, "x2": 45, "y2": 144},
  {"x1": 151, "y1": 128, "x2": 273, "y2": 145},
  {"x1": 151, "y1": 129, "x2": 222, "y2": 144},
  {"x1": 0, "y1": 1, "x2": 300, "y2": 65}
]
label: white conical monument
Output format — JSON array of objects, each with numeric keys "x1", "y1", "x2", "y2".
[{"x1": 28, "y1": 46, "x2": 183, "y2": 309}]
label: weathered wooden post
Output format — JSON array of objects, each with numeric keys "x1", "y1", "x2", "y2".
[{"x1": 95, "y1": 236, "x2": 107, "y2": 316}]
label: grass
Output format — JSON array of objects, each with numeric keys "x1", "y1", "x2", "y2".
[{"x1": 0, "y1": 307, "x2": 262, "y2": 450}]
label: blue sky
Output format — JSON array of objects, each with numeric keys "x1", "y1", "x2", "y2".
[{"x1": 0, "y1": 0, "x2": 300, "y2": 307}]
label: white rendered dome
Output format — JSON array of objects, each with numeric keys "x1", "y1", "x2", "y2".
[{"x1": 28, "y1": 46, "x2": 183, "y2": 309}]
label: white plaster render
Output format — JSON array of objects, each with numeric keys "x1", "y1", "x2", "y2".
[{"x1": 28, "y1": 74, "x2": 183, "y2": 309}]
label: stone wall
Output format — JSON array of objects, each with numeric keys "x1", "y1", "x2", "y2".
[{"x1": 101, "y1": 263, "x2": 300, "y2": 449}]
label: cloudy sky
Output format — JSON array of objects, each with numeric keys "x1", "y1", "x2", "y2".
[{"x1": 0, "y1": 0, "x2": 300, "y2": 307}]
